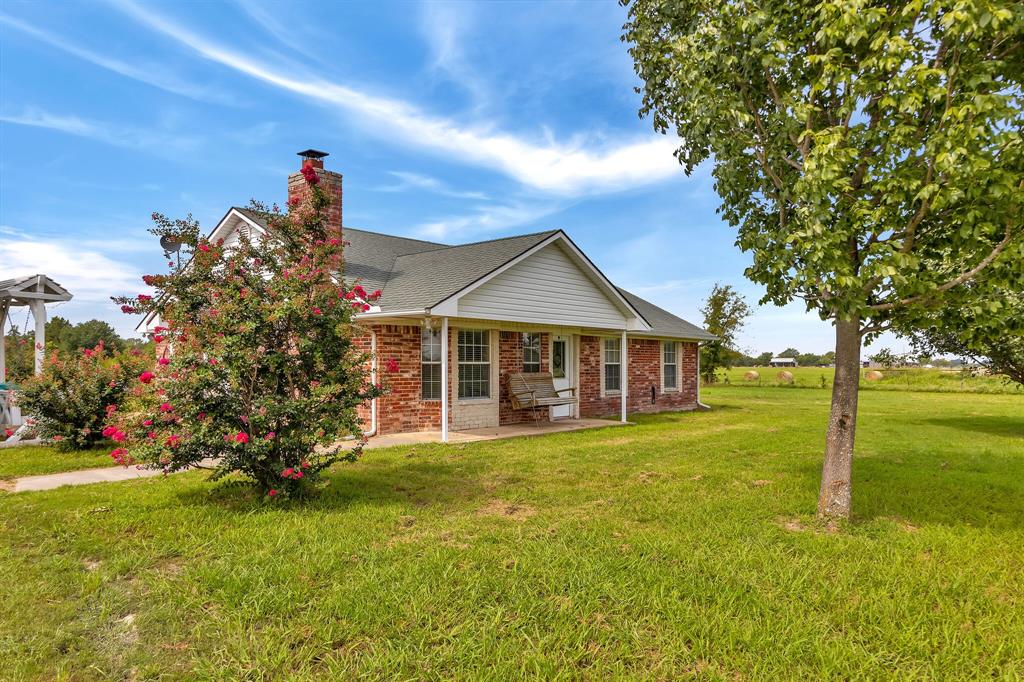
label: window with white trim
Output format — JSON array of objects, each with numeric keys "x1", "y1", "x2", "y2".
[
  {"x1": 522, "y1": 332, "x2": 541, "y2": 373},
  {"x1": 458, "y1": 330, "x2": 490, "y2": 399},
  {"x1": 603, "y1": 338, "x2": 621, "y2": 393},
  {"x1": 421, "y1": 326, "x2": 442, "y2": 400},
  {"x1": 663, "y1": 341, "x2": 678, "y2": 391}
]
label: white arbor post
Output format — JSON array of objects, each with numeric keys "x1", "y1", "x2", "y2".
[
  {"x1": 30, "y1": 299, "x2": 46, "y2": 376},
  {"x1": 441, "y1": 317, "x2": 449, "y2": 443},
  {"x1": 620, "y1": 330, "x2": 628, "y2": 423},
  {"x1": 0, "y1": 301, "x2": 7, "y2": 383}
]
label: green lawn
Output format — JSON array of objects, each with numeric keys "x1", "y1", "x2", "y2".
[
  {"x1": 719, "y1": 365, "x2": 1021, "y2": 394},
  {"x1": 1, "y1": 387, "x2": 1022, "y2": 679},
  {"x1": 0, "y1": 444, "x2": 112, "y2": 481}
]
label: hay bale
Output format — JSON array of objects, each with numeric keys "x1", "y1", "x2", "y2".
[
  {"x1": 744, "y1": 370, "x2": 760, "y2": 382},
  {"x1": 776, "y1": 371, "x2": 794, "y2": 384},
  {"x1": 865, "y1": 370, "x2": 884, "y2": 381}
]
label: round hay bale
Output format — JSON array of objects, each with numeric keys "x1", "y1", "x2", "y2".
[
  {"x1": 744, "y1": 370, "x2": 760, "y2": 382},
  {"x1": 776, "y1": 371, "x2": 794, "y2": 384},
  {"x1": 865, "y1": 370, "x2": 884, "y2": 381}
]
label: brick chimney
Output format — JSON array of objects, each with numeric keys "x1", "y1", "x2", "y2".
[{"x1": 288, "y1": 149, "x2": 342, "y2": 240}]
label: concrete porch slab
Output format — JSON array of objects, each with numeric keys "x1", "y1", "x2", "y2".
[{"x1": 362, "y1": 417, "x2": 627, "y2": 448}]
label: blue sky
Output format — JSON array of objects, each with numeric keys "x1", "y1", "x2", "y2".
[{"x1": 0, "y1": 0, "x2": 907, "y2": 354}]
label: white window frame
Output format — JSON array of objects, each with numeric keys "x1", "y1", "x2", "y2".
[
  {"x1": 522, "y1": 332, "x2": 541, "y2": 373},
  {"x1": 421, "y1": 326, "x2": 442, "y2": 400},
  {"x1": 662, "y1": 340, "x2": 678, "y2": 392},
  {"x1": 602, "y1": 337, "x2": 621, "y2": 395},
  {"x1": 457, "y1": 329, "x2": 491, "y2": 400}
]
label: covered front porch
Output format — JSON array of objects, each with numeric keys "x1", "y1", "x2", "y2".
[{"x1": 363, "y1": 416, "x2": 628, "y2": 449}]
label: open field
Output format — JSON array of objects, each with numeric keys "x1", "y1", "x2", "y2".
[
  {"x1": 0, "y1": 445, "x2": 112, "y2": 481},
  {"x1": 1, "y1": 386, "x2": 1022, "y2": 679},
  {"x1": 718, "y1": 365, "x2": 1021, "y2": 394}
]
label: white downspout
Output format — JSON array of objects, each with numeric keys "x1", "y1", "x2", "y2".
[
  {"x1": 363, "y1": 328, "x2": 378, "y2": 437},
  {"x1": 620, "y1": 330, "x2": 628, "y2": 423},
  {"x1": 441, "y1": 317, "x2": 449, "y2": 443},
  {"x1": 696, "y1": 342, "x2": 711, "y2": 409}
]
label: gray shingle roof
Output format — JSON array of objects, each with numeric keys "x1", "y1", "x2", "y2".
[{"x1": 226, "y1": 208, "x2": 711, "y2": 341}]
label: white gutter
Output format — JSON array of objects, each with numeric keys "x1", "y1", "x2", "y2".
[{"x1": 364, "y1": 328, "x2": 378, "y2": 437}]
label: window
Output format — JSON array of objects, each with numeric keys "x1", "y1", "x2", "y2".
[
  {"x1": 603, "y1": 338, "x2": 621, "y2": 392},
  {"x1": 458, "y1": 330, "x2": 490, "y2": 398},
  {"x1": 421, "y1": 326, "x2": 442, "y2": 400},
  {"x1": 663, "y1": 341, "x2": 678, "y2": 391},
  {"x1": 551, "y1": 339, "x2": 566, "y2": 379},
  {"x1": 522, "y1": 332, "x2": 541, "y2": 373}
]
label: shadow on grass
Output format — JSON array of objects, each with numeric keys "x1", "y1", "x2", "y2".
[
  {"x1": 921, "y1": 416, "x2": 1024, "y2": 439},
  {"x1": 174, "y1": 458, "x2": 492, "y2": 513}
]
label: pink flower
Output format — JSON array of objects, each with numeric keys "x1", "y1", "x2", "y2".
[
  {"x1": 385, "y1": 358, "x2": 400, "y2": 373},
  {"x1": 102, "y1": 426, "x2": 117, "y2": 437},
  {"x1": 198, "y1": 243, "x2": 211, "y2": 253},
  {"x1": 139, "y1": 371, "x2": 156, "y2": 384},
  {"x1": 165, "y1": 434, "x2": 181, "y2": 448},
  {"x1": 110, "y1": 447, "x2": 129, "y2": 464},
  {"x1": 158, "y1": 357, "x2": 170, "y2": 366},
  {"x1": 143, "y1": 419, "x2": 153, "y2": 427},
  {"x1": 301, "y1": 459, "x2": 310, "y2": 468},
  {"x1": 153, "y1": 335, "x2": 165, "y2": 344},
  {"x1": 329, "y1": 237, "x2": 340, "y2": 246},
  {"x1": 268, "y1": 489, "x2": 278, "y2": 498},
  {"x1": 234, "y1": 432, "x2": 249, "y2": 444},
  {"x1": 300, "y1": 163, "x2": 320, "y2": 185},
  {"x1": 361, "y1": 303, "x2": 371, "y2": 312},
  {"x1": 111, "y1": 430, "x2": 127, "y2": 443},
  {"x1": 294, "y1": 470, "x2": 304, "y2": 479},
  {"x1": 371, "y1": 289, "x2": 382, "y2": 299},
  {"x1": 159, "y1": 402, "x2": 173, "y2": 412},
  {"x1": 106, "y1": 404, "x2": 118, "y2": 415},
  {"x1": 353, "y1": 285, "x2": 366, "y2": 299},
  {"x1": 209, "y1": 358, "x2": 218, "y2": 365},
  {"x1": 312, "y1": 307, "x2": 322, "y2": 315},
  {"x1": 137, "y1": 294, "x2": 152, "y2": 302},
  {"x1": 147, "y1": 431, "x2": 157, "y2": 439},
  {"x1": 281, "y1": 467, "x2": 294, "y2": 478},
  {"x1": 264, "y1": 432, "x2": 276, "y2": 440},
  {"x1": 109, "y1": 381, "x2": 117, "y2": 388},
  {"x1": 121, "y1": 305, "x2": 137, "y2": 314}
]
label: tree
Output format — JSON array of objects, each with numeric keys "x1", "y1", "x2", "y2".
[
  {"x1": 755, "y1": 351, "x2": 773, "y2": 366},
  {"x1": 778, "y1": 348, "x2": 801, "y2": 360},
  {"x1": 624, "y1": 0, "x2": 1024, "y2": 519},
  {"x1": 47, "y1": 317, "x2": 126, "y2": 354},
  {"x1": 869, "y1": 348, "x2": 899, "y2": 369},
  {"x1": 798, "y1": 352, "x2": 824, "y2": 366},
  {"x1": 899, "y1": 283, "x2": 1023, "y2": 384},
  {"x1": 106, "y1": 167, "x2": 387, "y2": 498},
  {"x1": 699, "y1": 283, "x2": 752, "y2": 382}
]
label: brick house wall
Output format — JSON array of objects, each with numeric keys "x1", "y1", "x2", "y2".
[
  {"x1": 578, "y1": 336, "x2": 698, "y2": 418},
  {"x1": 497, "y1": 331, "x2": 550, "y2": 425}
]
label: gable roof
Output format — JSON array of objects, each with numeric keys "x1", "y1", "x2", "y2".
[
  {"x1": 0, "y1": 274, "x2": 73, "y2": 305},
  {"x1": 176, "y1": 208, "x2": 712, "y2": 341}
]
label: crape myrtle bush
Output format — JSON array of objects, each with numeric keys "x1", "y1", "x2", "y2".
[
  {"x1": 108, "y1": 167, "x2": 388, "y2": 498},
  {"x1": 18, "y1": 343, "x2": 150, "y2": 451}
]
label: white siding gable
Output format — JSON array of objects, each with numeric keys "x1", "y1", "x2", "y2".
[{"x1": 457, "y1": 242, "x2": 628, "y2": 329}]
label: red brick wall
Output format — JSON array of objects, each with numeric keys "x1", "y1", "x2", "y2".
[
  {"x1": 288, "y1": 158, "x2": 343, "y2": 243},
  {"x1": 579, "y1": 336, "x2": 698, "y2": 418},
  {"x1": 355, "y1": 324, "x2": 454, "y2": 435},
  {"x1": 498, "y1": 331, "x2": 550, "y2": 425}
]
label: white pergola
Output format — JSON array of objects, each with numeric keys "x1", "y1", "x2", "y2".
[{"x1": 1, "y1": 274, "x2": 73, "y2": 380}]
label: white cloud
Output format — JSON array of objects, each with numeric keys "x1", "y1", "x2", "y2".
[
  {"x1": 374, "y1": 171, "x2": 489, "y2": 200},
  {"x1": 109, "y1": 0, "x2": 683, "y2": 196},
  {"x1": 0, "y1": 234, "x2": 145, "y2": 336},
  {"x1": 415, "y1": 201, "x2": 564, "y2": 241},
  {"x1": 0, "y1": 107, "x2": 202, "y2": 153},
  {"x1": 0, "y1": 12, "x2": 235, "y2": 104}
]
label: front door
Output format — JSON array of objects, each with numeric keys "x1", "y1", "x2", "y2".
[{"x1": 551, "y1": 335, "x2": 574, "y2": 419}]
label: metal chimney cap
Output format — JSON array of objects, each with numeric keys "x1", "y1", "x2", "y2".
[{"x1": 297, "y1": 149, "x2": 329, "y2": 160}]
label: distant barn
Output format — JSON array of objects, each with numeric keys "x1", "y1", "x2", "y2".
[{"x1": 769, "y1": 357, "x2": 798, "y2": 367}]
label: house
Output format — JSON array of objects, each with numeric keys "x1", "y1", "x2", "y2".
[
  {"x1": 769, "y1": 357, "x2": 798, "y2": 367},
  {"x1": 144, "y1": 151, "x2": 715, "y2": 441}
]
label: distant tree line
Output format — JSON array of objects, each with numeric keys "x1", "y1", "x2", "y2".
[{"x1": 2, "y1": 316, "x2": 143, "y2": 383}]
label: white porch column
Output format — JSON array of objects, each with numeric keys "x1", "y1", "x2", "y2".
[
  {"x1": 441, "y1": 317, "x2": 449, "y2": 443},
  {"x1": 620, "y1": 330, "x2": 628, "y2": 423},
  {"x1": 30, "y1": 299, "x2": 46, "y2": 376}
]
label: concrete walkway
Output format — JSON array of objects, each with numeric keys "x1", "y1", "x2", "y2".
[{"x1": 5, "y1": 418, "x2": 626, "y2": 493}]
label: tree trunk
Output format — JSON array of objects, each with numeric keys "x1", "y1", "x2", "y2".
[{"x1": 817, "y1": 316, "x2": 861, "y2": 520}]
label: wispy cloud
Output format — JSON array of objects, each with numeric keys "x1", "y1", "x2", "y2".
[
  {"x1": 109, "y1": 0, "x2": 682, "y2": 196},
  {"x1": 374, "y1": 171, "x2": 488, "y2": 201},
  {"x1": 0, "y1": 233, "x2": 145, "y2": 335},
  {"x1": 415, "y1": 201, "x2": 564, "y2": 241},
  {"x1": 0, "y1": 12, "x2": 235, "y2": 104},
  {"x1": 418, "y1": 3, "x2": 490, "y2": 110},
  {"x1": 0, "y1": 107, "x2": 202, "y2": 153}
]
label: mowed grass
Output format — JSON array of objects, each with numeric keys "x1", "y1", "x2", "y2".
[
  {"x1": 0, "y1": 444, "x2": 112, "y2": 481},
  {"x1": 1, "y1": 388, "x2": 1022, "y2": 680},
  {"x1": 720, "y1": 365, "x2": 1021, "y2": 394}
]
